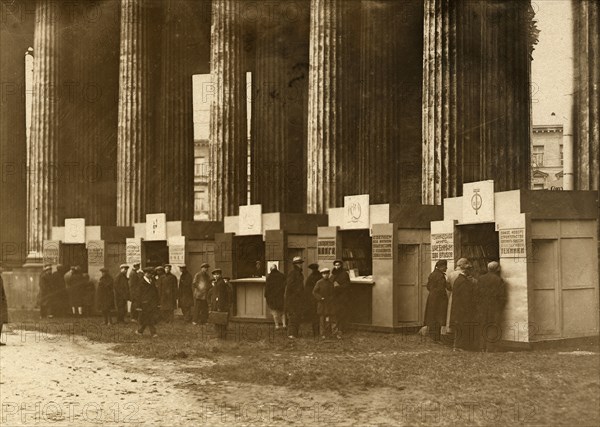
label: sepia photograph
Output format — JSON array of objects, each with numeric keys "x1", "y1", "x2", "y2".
[{"x1": 0, "y1": 0, "x2": 598, "y2": 425}]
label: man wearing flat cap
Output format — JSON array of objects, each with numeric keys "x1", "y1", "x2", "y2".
[
  {"x1": 208, "y1": 268, "x2": 231, "y2": 339},
  {"x1": 424, "y1": 260, "x2": 449, "y2": 342},
  {"x1": 192, "y1": 263, "x2": 212, "y2": 325},
  {"x1": 114, "y1": 264, "x2": 130, "y2": 323},
  {"x1": 312, "y1": 267, "x2": 338, "y2": 339},
  {"x1": 129, "y1": 262, "x2": 143, "y2": 322},
  {"x1": 137, "y1": 267, "x2": 159, "y2": 337},
  {"x1": 285, "y1": 256, "x2": 305, "y2": 338},
  {"x1": 178, "y1": 265, "x2": 194, "y2": 322},
  {"x1": 475, "y1": 261, "x2": 506, "y2": 352},
  {"x1": 303, "y1": 263, "x2": 321, "y2": 337},
  {"x1": 96, "y1": 267, "x2": 115, "y2": 325},
  {"x1": 331, "y1": 260, "x2": 351, "y2": 335}
]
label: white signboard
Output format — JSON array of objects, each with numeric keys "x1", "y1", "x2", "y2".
[
  {"x1": 126, "y1": 238, "x2": 142, "y2": 265},
  {"x1": 238, "y1": 204, "x2": 262, "y2": 236},
  {"x1": 499, "y1": 228, "x2": 527, "y2": 258},
  {"x1": 431, "y1": 233, "x2": 454, "y2": 261},
  {"x1": 146, "y1": 213, "x2": 167, "y2": 241},
  {"x1": 64, "y1": 218, "x2": 86, "y2": 244},
  {"x1": 462, "y1": 181, "x2": 495, "y2": 224},
  {"x1": 343, "y1": 194, "x2": 370, "y2": 230},
  {"x1": 168, "y1": 236, "x2": 186, "y2": 265}
]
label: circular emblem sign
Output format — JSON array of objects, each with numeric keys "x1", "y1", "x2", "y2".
[{"x1": 471, "y1": 192, "x2": 482, "y2": 215}]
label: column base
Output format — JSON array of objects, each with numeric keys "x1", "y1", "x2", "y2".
[
  {"x1": 1, "y1": 264, "x2": 42, "y2": 310},
  {"x1": 23, "y1": 252, "x2": 43, "y2": 268}
]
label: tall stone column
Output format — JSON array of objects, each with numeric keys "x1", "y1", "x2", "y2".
[
  {"x1": 306, "y1": 0, "x2": 358, "y2": 214},
  {"x1": 358, "y1": 0, "x2": 422, "y2": 204},
  {"x1": 209, "y1": 0, "x2": 248, "y2": 220},
  {"x1": 157, "y1": 0, "x2": 194, "y2": 220},
  {"x1": 26, "y1": 0, "x2": 60, "y2": 263},
  {"x1": 574, "y1": 0, "x2": 599, "y2": 191},
  {"x1": 422, "y1": 0, "x2": 531, "y2": 205},
  {"x1": 116, "y1": 0, "x2": 160, "y2": 226},
  {"x1": 252, "y1": 1, "x2": 310, "y2": 213}
]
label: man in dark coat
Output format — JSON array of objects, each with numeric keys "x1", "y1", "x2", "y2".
[
  {"x1": 450, "y1": 258, "x2": 478, "y2": 351},
  {"x1": 265, "y1": 264, "x2": 286, "y2": 329},
  {"x1": 312, "y1": 267, "x2": 339, "y2": 339},
  {"x1": 65, "y1": 266, "x2": 85, "y2": 316},
  {"x1": 208, "y1": 269, "x2": 231, "y2": 339},
  {"x1": 284, "y1": 257, "x2": 305, "y2": 338},
  {"x1": 136, "y1": 268, "x2": 159, "y2": 337},
  {"x1": 192, "y1": 263, "x2": 212, "y2": 325},
  {"x1": 178, "y1": 265, "x2": 194, "y2": 322},
  {"x1": 38, "y1": 264, "x2": 53, "y2": 319},
  {"x1": 303, "y1": 263, "x2": 321, "y2": 337},
  {"x1": 114, "y1": 264, "x2": 130, "y2": 323},
  {"x1": 476, "y1": 261, "x2": 507, "y2": 351},
  {"x1": 0, "y1": 264, "x2": 8, "y2": 345},
  {"x1": 424, "y1": 260, "x2": 449, "y2": 342},
  {"x1": 158, "y1": 265, "x2": 178, "y2": 323},
  {"x1": 96, "y1": 268, "x2": 115, "y2": 325},
  {"x1": 51, "y1": 264, "x2": 70, "y2": 316},
  {"x1": 129, "y1": 262, "x2": 142, "y2": 322},
  {"x1": 82, "y1": 272, "x2": 95, "y2": 317},
  {"x1": 331, "y1": 260, "x2": 351, "y2": 335}
]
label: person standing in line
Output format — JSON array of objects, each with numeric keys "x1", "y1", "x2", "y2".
[
  {"x1": 114, "y1": 264, "x2": 130, "y2": 323},
  {"x1": 136, "y1": 267, "x2": 159, "y2": 337},
  {"x1": 475, "y1": 261, "x2": 507, "y2": 352},
  {"x1": 450, "y1": 258, "x2": 478, "y2": 351},
  {"x1": 0, "y1": 264, "x2": 8, "y2": 345},
  {"x1": 65, "y1": 266, "x2": 85, "y2": 317},
  {"x1": 312, "y1": 267, "x2": 338, "y2": 339},
  {"x1": 265, "y1": 264, "x2": 286, "y2": 330},
  {"x1": 96, "y1": 267, "x2": 115, "y2": 325},
  {"x1": 38, "y1": 264, "x2": 53, "y2": 319},
  {"x1": 331, "y1": 260, "x2": 351, "y2": 335},
  {"x1": 304, "y1": 263, "x2": 321, "y2": 338},
  {"x1": 82, "y1": 270, "x2": 95, "y2": 317},
  {"x1": 51, "y1": 264, "x2": 69, "y2": 316},
  {"x1": 284, "y1": 257, "x2": 305, "y2": 339},
  {"x1": 178, "y1": 265, "x2": 194, "y2": 322},
  {"x1": 159, "y1": 265, "x2": 178, "y2": 323},
  {"x1": 192, "y1": 263, "x2": 212, "y2": 325},
  {"x1": 423, "y1": 260, "x2": 449, "y2": 342},
  {"x1": 208, "y1": 269, "x2": 231, "y2": 339},
  {"x1": 128, "y1": 262, "x2": 142, "y2": 322}
]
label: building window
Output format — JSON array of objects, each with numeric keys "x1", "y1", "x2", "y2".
[
  {"x1": 533, "y1": 183, "x2": 545, "y2": 190},
  {"x1": 195, "y1": 156, "x2": 208, "y2": 178},
  {"x1": 559, "y1": 144, "x2": 563, "y2": 166},
  {"x1": 194, "y1": 190, "x2": 205, "y2": 213},
  {"x1": 532, "y1": 145, "x2": 544, "y2": 167}
]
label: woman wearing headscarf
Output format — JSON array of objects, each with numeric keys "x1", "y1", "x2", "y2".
[
  {"x1": 475, "y1": 261, "x2": 507, "y2": 352},
  {"x1": 449, "y1": 258, "x2": 478, "y2": 351}
]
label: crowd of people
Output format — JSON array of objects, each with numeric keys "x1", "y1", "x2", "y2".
[
  {"x1": 423, "y1": 258, "x2": 507, "y2": 352},
  {"x1": 31, "y1": 261, "x2": 233, "y2": 339},
  {"x1": 264, "y1": 257, "x2": 352, "y2": 340}
]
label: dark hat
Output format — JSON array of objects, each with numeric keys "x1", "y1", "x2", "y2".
[
  {"x1": 100, "y1": 267, "x2": 109, "y2": 272},
  {"x1": 143, "y1": 267, "x2": 155, "y2": 274},
  {"x1": 308, "y1": 263, "x2": 319, "y2": 270},
  {"x1": 200, "y1": 263, "x2": 210, "y2": 269},
  {"x1": 155, "y1": 266, "x2": 165, "y2": 272},
  {"x1": 164, "y1": 264, "x2": 172, "y2": 268},
  {"x1": 133, "y1": 262, "x2": 141, "y2": 267},
  {"x1": 212, "y1": 268, "x2": 222, "y2": 275},
  {"x1": 43, "y1": 264, "x2": 52, "y2": 271},
  {"x1": 179, "y1": 264, "x2": 187, "y2": 268},
  {"x1": 333, "y1": 260, "x2": 343, "y2": 266},
  {"x1": 435, "y1": 260, "x2": 448, "y2": 268},
  {"x1": 292, "y1": 256, "x2": 304, "y2": 264}
]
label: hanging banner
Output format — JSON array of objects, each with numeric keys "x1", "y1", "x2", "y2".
[
  {"x1": 126, "y1": 238, "x2": 142, "y2": 265},
  {"x1": 168, "y1": 236, "x2": 186, "y2": 265},
  {"x1": 431, "y1": 233, "x2": 454, "y2": 261},
  {"x1": 499, "y1": 228, "x2": 527, "y2": 258},
  {"x1": 146, "y1": 213, "x2": 167, "y2": 241}
]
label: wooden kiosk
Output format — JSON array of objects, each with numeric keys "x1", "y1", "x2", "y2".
[
  {"x1": 317, "y1": 195, "x2": 443, "y2": 331},
  {"x1": 125, "y1": 213, "x2": 223, "y2": 279},
  {"x1": 45, "y1": 218, "x2": 134, "y2": 283},
  {"x1": 217, "y1": 205, "x2": 327, "y2": 321},
  {"x1": 431, "y1": 180, "x2": 599, "y2": 345}
]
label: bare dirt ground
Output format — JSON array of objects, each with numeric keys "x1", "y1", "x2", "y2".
[{"x1": 1, "y1": 315, "x2": 599, "y2": 426}]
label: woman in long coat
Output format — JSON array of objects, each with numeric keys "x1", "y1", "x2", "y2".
[
  {"x1": 423, "y1": 260, "x2": 449, "y2": 342},
  {"x1": 476, "y1": 261, "x2": 507, "y2": 351},
  {"x1": 449, "y1": 258, "x2": 478, "y2": 351}
]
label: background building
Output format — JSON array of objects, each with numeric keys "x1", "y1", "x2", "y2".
[{"x1": 532, "y1": 124, "x2": 564, "y2": 190}]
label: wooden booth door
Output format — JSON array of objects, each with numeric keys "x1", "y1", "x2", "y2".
[
  {"x1": 396, "y1": 244, "x2": 420, "y2": 323},
  {"x1": 531, "y1": 239, "x2": 560, "y2": 338}
]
